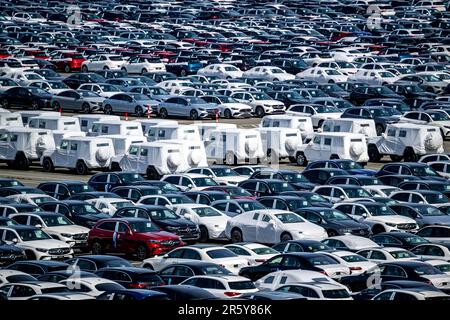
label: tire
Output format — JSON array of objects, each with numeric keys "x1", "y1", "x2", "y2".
[
  {"x1": 1, "y1": 98, "x2": 8, "y2": 108},
  {"x1": 146, "y1": 167, "x2": 161, "y2": 180},
  {"x1": 289, "y1": 156, "x2": 296, "y2": 163},
  {"x1": 52, "y1": 101, "x2": 60, "y2": 111},
  {"x1": 31, "y1": 100, "x2": 39, "y2": 110},
  {"x1": 280, "y1": 232, "x2": 292, "y2": 242},
  {"x1": 25, "y1": 250, "x2": 36, "y2": 260},
  {"x1": 225, "y1": 152, "x2": 237, "y2": 165},
  {"x1": 199, "y1": 226, "x2": 209, "y2": 242},
  {"x1": 135, "y1": 106, "x2": 144, "y2": 117},
  {"x1": 327, "y1": 230, "x2": 338, "y2": 237},
  {"x1": 42, "y1": 157, "x2": 54, "y2": 172},
  {"x1": 103, "y1": 66, "x2": 109, "y2": 70},
  {"x1": 224, "y1": 109, "x2": 232, "y2": 119},
  {"x1": 76, "y1": 161, "x2": 88, "y2": 175},
  {"x1": 390, "y1": 155, "x2": 403, "y2": 162},
  {"x1": 15, "y1": 153, "x2": 29, "y2": 170},
  {"x1": 404, "y1": 148, "x2": 418, "y2": 162},
  {"x1": 273, "y1": 78, "x2": 279, "y2": 82},
  {"x1": 64, "y1": 65, "x2": 71, "y2": 73},
  {"x1": 231, "y1": 228, "x2": 243, "y2": 243},
  {"x1": 330, "y1": 154, "x2": 339, "y2": 160},
  {"x1": 180, "y1": 69, "x2": 187, "y2": 76},
  {"x1": 104, "y1": 104, "x2": 113, "y2": 115},
  {"x1": 329, "y1": 80, "x2": 334, "y2": 83},
  {"x1": 376, "y1": 124, "x2": 384, "y2": 136},
  {"x1": 81, "y1": 65, "x2": 88, "y2": 72},
  {"x1": 135, "y1": 245, "x2": 148, "y2": 261},
  {"x1": 141, "y1": 68, "x2": 147, "y2": 74},
  {"x1": 159, "y1": 108, "x2": 168, "y2": 119},
  {"x1": 372, "y1": 225, "x2": 385, "y2": 234},
  {"x1": 189, "y1": 110, "x2": 199, "y2": 120},
  {"x1": 296, "y1": 152, "x2": 307, "y2": 166},
  {"x1": 91, "y1": 241, "x2": 103, "y2": 255},
  {"x1": 255, "y1": 106, "x2": 265, "y2": 118},
  {"x1": 81, "y1": 103, "x2": 90, "y2": 114},
  {"x1": 368, "y1": 145, "x2": 382, "y2": 162}
]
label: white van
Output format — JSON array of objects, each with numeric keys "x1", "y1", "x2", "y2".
[
  {"x1": 298, "y1": 132, "x2": 369, "y2": 166},
  {"x1": 146, "y1": 124, "x2": 201, "y2": 142},
  {"x1": 260, "y1": 114, "x2": 314, "y2": 141},
  {"x1": 194, "y1": 123, "x2": 237, "y2": 142},
  {"x1": 89, "y1": 120, "x2": 144, "y2": 137},
  {"x1": 0, "y1": 112, "x2": 22, "y2": 127},
  {"x1": 73, "y1": 114, "x2": 120, "y2": 133},
  {"x1": 320, "y1": 118, "x2": 377, "y2": 138},
  {"x1": 28, "y1": 115, "x2": 81, "y2": 132},
  {"x1": 205, "y1": 128, "x2": 264, "y2": 165},
  {"x1": 258, "y1": 127, "x2": 305, "y2": 165}
]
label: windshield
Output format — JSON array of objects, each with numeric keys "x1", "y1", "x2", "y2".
[
  {"x1": 319, "y1": 209, "x2": 351, "y2": 221},
  {"x1": 422, "y1": 74, "x2": 441, "y2": 82},
  {"x1": 403, "y1": 235, "x2": 428, "y2": 245},
  {"x1": 417, "y1": 206, "x2": 446, "y2": 216},
  {"x1": 32, "y1": 197, "x2": 54, "y2": 204},
  {"x1": 206, "y1": 248, "x2": 236, "y2": 259},
  {"x1": 111, "y1": 201, "x2": 133, "y2": 209},
  {"x1": 192, "y1": 206, "x2": 222, "y2": 217},
  {"x1": 414, "y1": 265, "x2": 443, "y2": 275},
  {"x1": 67, "y1": 184, "x2": 91, "y2": 194},
  {"x1": 270, "y1": 182, "x2": 295, "y2": 193},
  {"x1": 252, "y1": 92, "x2": 271, "y2": 100},
  {"x1": 412, "y1": 167, "x2": 439, "y2": 177},
  {"x1": 251, "y1": 247, "x2": 278, "y2": 255},
  {"x1": 49, "y1": 82, "x2": 67, "y2": 89},
  {"x1": 200, "y1": 265, "x2": 232, "y2": 275},
  {"x1": 306, "y1": 255, "x2": 338, "y2": 265},
  {"x1": 211, "y1": 168, "x2": 239, "y2": 177},
  {"x1": 148, "y1": 209, "x2": 178, "y2": 220},
  {"x1": 120, "y1": 173, "x2": 144, "y2": 183},
  {"x1": 274, "y1": 213, "x2": 304, "y2": 224},
  {"x1": 99, "y1": 84, "x2": 119, "y2": 92},
  {"x1": 316, "y1": 105, "x2": 340, "y2": 113},
  {"x1": 283, "y1": 173, "x2": 309, "y2": 183},
  {"x1": 340, "y1": 254, "x2": 367, "y2": 263},
  {"x1": 429, "y1": 112, "x2": 450, "y2": 121},
  {"x1": 70, "y1": 204, "x2": 100, "y2": 215},
  {"x1": 370, "y1": 108, "x2": 400, "y2": 117},
  {"x1": 344, "y1": 188, "x2": 371, "y2": 198},
  {"x1": 390, "y1": 250, "x2": 417, "y2": 259},
  {"x1": 238, "y1": 201, "x2": 266, "y2": 211},
  {"x1": 424, "y1": 193, "x2": 449, "y2": 204},
  {"x1": 129, "y1": 221, "x2": 160, "y2": 233},
  {"x1": 192, "y1": 177, "x2": 218, "y2": 187},
  {"x1": 42, "y1": 215, "x2": 72, "y2": 226},
  {"x1": 339, "y1": 161, "x2": 363, "y2": 170},
  {"x1": 365, "y1": 205, "x2": 394, "y2": 216},
  {"x1": 18, "y1": 228, "x2": 51, "y2": 241}
]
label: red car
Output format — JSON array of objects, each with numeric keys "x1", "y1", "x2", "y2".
[
  {"x1": 87, "y1": 218, "x2": 184, "y2": 260},
  {"x1": 50, "y1": 50, "x2": 86, "y2": 73},
  {"x1": 203, "y1": 186, "x2": 256, "y2": 200}
]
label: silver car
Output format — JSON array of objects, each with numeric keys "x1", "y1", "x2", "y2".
[
  {"x1": 157, "y1": 96, "x2": 218, "y2": 120},
  {"x1": 51, "y1": 89, "x2": 104, "y2": 113},
  {"x1": 103, "y1": 93, "x2": 160, "y2": 117}
]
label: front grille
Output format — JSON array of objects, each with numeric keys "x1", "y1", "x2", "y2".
[
  {"x1": 160, "y1": 240, "x2": 181, "y2": 247},
  {"x1": 397, "y1": 223, "x2": 416, "y2": 230},
  {"x1": 72, "y1": 233, "x2": 88, "y2": 240},
  {"x1": 48, "y1": 247, "x2": 71, "y2": 255},
  {"x1": 352, "y1": 229, "x2": 370, "y2": 236}
]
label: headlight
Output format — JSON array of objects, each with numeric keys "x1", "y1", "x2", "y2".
[
  {"x1": 60, "y1": 233, "x2": 73, "y2": 238},
  {"x1": 298, "y1": 231, "x2": 303, "y2": 234},
  {"x1": 198, "y1": 108, "x2": 205, "y2": 111},
  {"x1": 214, "y1": 225, "x2": 220, "y2": 229},
  {"x1": 166, "y1": 226, "x2": 177, "y2": 231},
  {"x1": 386, "y1": 222, "x2": 397, "y2": 227},
  {"x1": 444, "y1": 126, "x2": 450, "y2": 129},
  {"x1": 36, "y1": 248, "x2": 48, "y2": 253},
  {"x1": 340, "y1": 229, "x2": 352, "y2": 234},
  {"x1": 231, "y1": 107, "x2": 239, "y2": 110},
  {"x1": 148, "y1": 239, "x2": 161, "y2": 244}
]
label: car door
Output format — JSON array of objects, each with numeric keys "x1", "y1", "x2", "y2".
[
  {"x1": 256, "y1": 213, "x2": 277, "y2": 243},
  {"x1": 116, "y1": 222, "x2": 133, "y2": 254},
  {"x1": 53, "y1": 140, "x2": 70, "y2": 167}
]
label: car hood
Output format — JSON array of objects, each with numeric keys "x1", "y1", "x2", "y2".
[
  {"x1": 370, "y1": 215, "x2": 416, "y2": 224},
  {"x1": 46, "y1": 225, "x2": 90, "y2": 234},
  {"x1": 347, "y1": 169, "x2": 377, "y2": 176},
  {"x1": 140, "y1": 230, "x2": 180, "y2": 240},
  {"x1": 156, "y1": 218, "x2": 196, "y2": 228},
  {"x1": 21, "y1": 239, "x2": 70, "y2": 249},
  {"x1": 421, "y1": 215, "x2": 450, "y2": 226},
  {"x1": 257, "y1": 100, "x2": 284, "y2": 106},
  {"x1": 0, "y1": 243, "x2": 24, "y2": 254}
]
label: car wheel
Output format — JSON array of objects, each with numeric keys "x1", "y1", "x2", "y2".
[
  {"x1": 25, "y1": 250, "x2": 36, "y2": 260},
  {"x1": 76, "y1": 161, "x2": 88, "y2": 175},
  {"x1": 81, "y1": 65, "x2": 88, "y2": 72},
  {"x1": 159, "y1": 108, "x2": 168, "y2": 119},
  {"x1": 390, "y1": 155, "x2": 403, "y2": 162},
  {"x1": 368, "y1": 145, "x2": 382, "y2": 162},
  {"x1": 141, "y1": 68, "x2": 147, "y2": 74},
  {"x1": 280, "y1": 232, "x2": 292, "y2": 242},
  {"x1": 52, "y1": 101, "x2": 60, "y2": 111},
  {"x1": 42, "y1": 158, "x2": 54, "y2": 172},
  {"x1": 81, "y1": 103, "x2": 90, "y2": 114},
  {"x1": 231, "y1": 228, "x2": 243, "y2": 243},
  {"x1": 225, "y1": 151, "x2": 237, "y2": 165},
  {"x1": 296, "y1": 152, "x2": 307, "y2": 166},
  {"x1": 135, "y1": 106, "x2": 144, "y2": 117},
  {"x1": 372, "y1": 225, "x2": 385, "y2": 234},
  {"x1": 404, "y1": 148, "x2": 417, "y2": 162},
  {"x1": 199, "y1": 226, "x2": 209, "y2": 242},
  {"x1": 255, "y1": 106, "x2": 265, "y2": 118},
  {"x1": 376, "y1": 124, "x2": 384, "y2": 136},
  {"x1": 224, "y1": 109, "x2": 232, "y2": 119},
  {"x1": 91, "y1": 241, "x2": 103, "y2": 255},
  {"x1": 103, "y1": 66, "x2": 109, "y2": 70},
  {"x1": 31, "y1": 100, "x2": 39, "y2": 110},
  {"x1": 135, "y1": 245, "x2": 148, "y2": 261},
  {"x1": 104, "y1": 104, "x2": 113, "y2": 115},
  {"x1": 1, "y1": 98, "x2": 8, "y2": 108},
  {"x1": 64, "y1": 65, "x2": 71, "y2": 73},
  {"x1": 189, "y1": 110, "x2": 199, "y2": 120},
  {"x1": 180, "y1": 69, "x2": 187, "y2": 76},
  {"x1": 327, "y1": 230, "x2": 338, "y2": 237},
  {"x1": 15, "y1": 153, "x2": 29, "y2": 170}
]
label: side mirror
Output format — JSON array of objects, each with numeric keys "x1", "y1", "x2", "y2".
[
  {"x1": 269, "y1": 219, "x2": 275, "y2": 226},
  {"x1": 162, "y1": 254, "x2": 169, "y2": 259},
  {"x1": 235, "y1": 209, "x2": 242, "y2": 214},
  {"x1": 184, "y1": 213, "x2": 192, "y2": 220},
  {"x1": 187, "y1": 184, "x2": 193, "y2": 188},
  {"x1": 35, "y1": 224, "x2": 42, "y2": 229},
  {"x1": 12, "y1": 238, "x2": 18, "y2": 244},
  {"x1": 362, "y1": 213, "x2": 368, "y2": 218},
  {"x1": 339, "y1": 195, "x2": 345, "y2": 200},
  {"x1": 316, "y1": 218, "x2": 323, "y2": 224},
  {"x1": 101, "y1": 208, "x2": 110, "y2": 214},
  {"x1": 126, "y1": 229, "x2": 133, "y2": 236}
]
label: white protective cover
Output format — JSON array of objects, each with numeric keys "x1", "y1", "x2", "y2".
[
  {"x1": 368, "y1": 123, "x2": 444, "y2": 155},
  {"x1": 89, "y1": 120, "x2": 144, "y2": 137},
  {"x1": 74, "y1": 115, "x2": 120, "y2": 133},
  {"x1": 158, "y1": 139, "x2": 208, "y2": 168},
  {"x1": 194, "y1": 123, "x2": 237, "y2": 142},
  {"x1": 321, "y1": 118, "x2": 377, "y2": 138},
  {"x1": 146, "y1": 124, "x2": 201, "y2": 142},
  {"x1": 258, "y1": 127, "x2": 303, "y2": 158},
  {"x1": 260, "y1": 114, "x2": 314, "y2": 136},
  {"x1": 0, "y1": 112, "x2": 23, "y2": 127},
  {"x1": 28, "y1": 116, "x2": 81, "y2": 132},
  {"x1": 52, "y1": 130, "x2": 86, "y2": 147},
  {"x1": 102, "y1": 134, "x2": 146, "y2": 156},
  {"x1": 15, "y1": 111, "x2": 60, "y2": 126}
]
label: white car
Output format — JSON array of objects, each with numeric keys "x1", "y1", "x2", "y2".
[
  {"x1": 255, "y1": 270, "x2": 337, "y2": 291},
  {"x1": 0, "y1": 282, "x2": 68, "y2": 300},
  {"x1": 322, "y1": 235, "x2": 381, "y2": 252},
  {"x1": 81, "y1": 55, "x2": 127, "y2": 72},
  {"x1": 197, "y1": 64, "x2": 243, "y2": 79},
  {"x1": 0, "y1": 270, "x2": 35, "y2": 284},
  {"x1": 122, "y1": 55, "x2": 166, "y2": 74},
  {"x1": 7, "y1": 194, "x2": 56, "y2": 206},
  {"x1": 410, "y1": 243, "x2": 450, "y2": 261},
  {"x1": 286, "y1": 104, "x2": 342, "y2": 128},
  {"x1": 60, "y1": 277, "x2": 124, "y2": 297},
  {"x1": 296, "y1": 67, "x2": 348, "y2": 83},
  {"x1": 224, "y1": 243, "x2": 278, "y2": 265},
  {"x1": 140, "y1": 245, "x2": 250, "y2": 274},
  {"x1": 78, "y1": 83, "x2": 122, "y2": 98},
  {"x1": 312, "y1": 185, "x2": 372, "y2": 203},
  {"x1": 348, "y1": 69, "x2": 398, "y2": 85},
  {"x1": 243, "y1": 66, "x2": 295, "y2": 82},
  {"x1": 173, "y1": 204, "x2": 229, "y2": 241},
  {"x1": 225, "y1": 209, "x2": 328, "y2": 244},
  {"x1": 161, "y1": 174, "x2": 219, "y2": 192},
  {"x1": 180, "y1": 275, "x2": 258, "y2": 298},
  {"x1": 363, "y1": 185, "x2": 401, "y2": 198},
  {"x1": 28, "y1": 80, "x2": 69, "y2": 94},
  {"x1": 356, "y1": 247, "x2": 419, "y2": 263},
  {"x1": 0, "y1": 225, "x2": 73, "y2": 260},
  {"x1": 276, "y1": 282, "x2": 353, "y2": 300},
  {"x1": 373, "y1": 288, "x2": 449, "y2": 301},
  {"x1": 427, "y1": 259, "x2": 450, "y2": 274},
  {"x1": 7, "y1": 71, "x2": 45, "y2": 86},
  {"x1": 86, "y1": 198, "x2": 134, "y2": 216},
  {"x1": 317, "y1": 61, "x2": 358, "y2": 75},
  {"x1": 326, "y1": 251, "x2": 377, "y2": 275},
  {"x1": 28, "y1": 293, "x2": 95, "y2": 300},
  {"x1": 186, "y1": 167, "x2": 246, "y2": 186},
  {"x1": 230, "y1": 91, "x2": 285, "y2": 117},
  {"x1": 401, "y1": 110, "x2": 450, "y2": 139}
]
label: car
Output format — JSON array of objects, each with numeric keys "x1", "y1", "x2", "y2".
[
  {"x1": 0, "y1": 270, "x2": 36, "y2": 284},
  {"x1": 62, "y1": 73, "x2": 105, "y2": 90},
  {"x1": 86, "y1": 198, "x2": 134, "y2": 216},
  {"x1": 87, "y1": 218, "x2": 183, "y2": 260},
  {"x1": 157, "y1": 261, "x2": 233, "y2": 285},
  {"x1": 416, "y1": 225, "x2": 450, "y2": 244},
  {"x1": 59, "y1": 277, "x2": 125, "y2": 297},
  {"x1": 94, "y1": 267, "x2": 164, "y2": 289},
  {"x1": 87, "y1": 172, "x2": 145, "y2": 192},
  {"x1": 276, "y1": 282, "x2": 352, "y2": 300},
  {"x1": 96, "y1": 289, "x2": 169, "y2": 301},
  {"x1": 357, "y1": 247, "x2": 419, "y2": 263},
  {"x1": 201, "y1": 95, "x2": 252, "y2": 119},
  {"x1": 249, "y1": 170, "x2": 316, "y2": 191},
  {"x1": 157, "y1": 96, "x2": 218, "y2": 120},
  {"x1": 197, "y1": 64, "x2": 243, "y2": 79},
  {"x1": 239, "y1": 291, "x2": 307, "y2": 300},
  {"x1": 65, "y1": 255, "x2": 133, "y2": 272},
  {"x1": 5, "y1": 260, "x2": 69, "y2": 277},
  {"x1": 148, "y1": 284, "x2": 217, "y2": 300},
  {"x1": 312, "y1": 185, "x2": 372, "y2": 203},
  {"x1": 427, "y1": 260, "x2": 450, "y2": 274},
  {"x1": 254, "y1": 269, "x2": 337, "y2": 291},
  {"x1": 410, "y1": 243, "x2": 450, "y2": 261},
  {"x1": 180, "y1": 275, "x2": 258, "y2": 299},
  {"x1": 6, "y1": 193, "x2": 56, "y2": 206},
  {"x1": 230, "y1": 91, "x2": 285, "y2": 117},
  {"x1": 322, "y1": 235, "x2": 381, "y2": 252},
  {"x1": 81, "y1": 55, "x2": 127, "y2": 73},
  {"x1": 390, "y1": 203, "x2": 450, "y2": 227},
  {"x1": 224, "y1": 243, "x2": 278, "y2": 265},
  {"x1": 305, "y1": 160, "x2": 376, "y2": 176},
  {"x1": 295, "y1": 207, "x2": 372, "y2": 237},
  {"x1": 0, "y1": 281, "x2": 69, "y2": 300},
  {"x1": 271, "y1": 240, "x2": 333, "y2": 254},
  {"x1": 122, "y1": 55, "x2": 165, "y2": 74},
  {"x1": 37, "y1": 181, "x2": 93, "y2": 200},
  {"x1": 372, "y1": 288, "x2": 450, "y2": 300},
  {"x1": 51, "y1": 90, "x2": 104, "y2": 113},
  {"x1": 210, "y1": 199, "x2": 266, "y2": 217},
  {"x1": 0, "y1": 239, "x2": 25, "y2": 265},
  {"x1": 1, "y1": 87, "x2": 52, "y2": 110},
  {"x1": 186, "y1": 166, "x2": 246, "y2": 186},
  {"x1": 370, "y1": 232, "x2": 430, "y2": 250},
  {"x1": 102, "y1": 93, "x2": 159, "y2": 117}
]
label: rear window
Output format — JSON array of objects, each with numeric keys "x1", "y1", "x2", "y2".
[
  {"x1": 228, "y1": 281, "x2": 256, "y2": 290},
  {"x1": 322, "y1": 289, "x2": 350, "y2": 299},
  {"x1": 206, "y1": 249, "x2": 237, "y2": 259},
  {"x1": 41, "y1": 287, "x2": 69, "y2": 294},
  {"x1": 135, "y1": 274, "x2": 163, "y2": 283},
  {"x1": 95, "y1": 283, "x2": 125, "y2": 291}
]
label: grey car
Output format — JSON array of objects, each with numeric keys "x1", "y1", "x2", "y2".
[
  {"x1": 103, "y1": 93, "x2": 160, "y2": 117},
  {"x1": 389, "y1": 203, "x2": 450, "y2": 228},
  {"x1": 51, "y1": 89, "x2": 104, "y2": 113},
  {"x1": 157, "y1": 96, "x2": 218, "y2": 120},
  {"x1": 126, "y1": 86, "x2": 171, "y2": 102}
]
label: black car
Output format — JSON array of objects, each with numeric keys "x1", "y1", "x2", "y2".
[
  {"x1": 377, "y1": 163, "x2": 447, "y2": 182},
  {"x1": 157, "y1": 261, "x2": 232, "y2": 285},
  {"x1": 249, "y1": 170, "x2": 316, "y2": 191},
  {"x1": 272, "y1": 58, "x2": 308, "y2": 74},
  {"x1": 295, "y1": 207, "x2": 372, "y2": 237},
  {"x1": 352, "y1": 280, "x2": 443, "y2": 300},
  {"x1": 6, "y1": 260, "x2": 69, "y2": 277},
  {"x1": 0, "y1": 179, "x2": 23, "y2": 188},
  {"x1": 88, "y1": 172, "x2": 145, "y2": 191},
  {"x1": 37, "y1": 181, "x2": 94, "y2": 200},
  {"x1": 62, "y1": 73, "x2": 105, "y2": 89},
  {"x1": 65, "y1": 255, "x2": 133, "y2": 272},
  {"x1": 1, "y1": 87, "x2": 52, "y2": 110},
  {"x1": 67, "y1": 192, "x2": 122, "y2": 201},
  {"x1": 130, "y1": 180, "x2": 181, "y2": 193},
  {"x1": 257, "y1": 196, "x2": 310, "y2": 211},
  {"x1": 0, "y1": 239, "x2": 26, "y2": 265},
  {"x1": 238, "y1": 252, "x2": 343, "y2": 281},
  {"x1": 370, "y1": 232, "x2": 429, "y2": 250},
  {"x1": 95, "y1": 267, "x2": 164, "y2": 289},
  {"x1": 377, "y1": 174, "x2": 421, "y2": 187},
  {"x1": 0, "y1": 186, "x2": 45, "y2": 197},
  {"x1": 280, "y1": 191, "x2": 333, "y2": 208},
  {"x1": 326, "y1": 175, "x2": 381, "y2": 186},
  {"x1": 272, "y1": 240, "x2": 333, "y2": 253},
  {"x1": 348, "y1": 85, "x2": 403, "y2": 105},
  {"x1": 37, "y1": 270, "x2": 98, "y2": 282},
  {"x1": 39, "y1": 200, "x2": 110, "y2": 228},
  {"x1": 398, "y1": 180, "x2": 450, "y2": 198},
  {"x1": 386, "y1": 82, "x2": 436, "y2": 107},
  {"x1": 166, "y1": 57, "x2": 202, "y2": 76},
  {"x1": 114, "y1": 205, "x2": 199, "y2": 241},
  {"x1": 340, "y1": 261, "x2": 448, "y2": 292},
  {"x1": 183, "y1": 190, "x2": 231, "y2": 205},
  {"x1": 301, "y1": 168, "x2": 348, "y2": 185},
  {"x1": 111, "y1": 186, "x2": 162, "y2": 202},
  {"x1": 340, "y1": 106, "x2": 401, "y2": 136},
  {"x1": 149, "y1": 285, "x2": 217, "y2": 300},
  {"x1": 237, "y1": 179, "x2": 296, "y2": 197}
]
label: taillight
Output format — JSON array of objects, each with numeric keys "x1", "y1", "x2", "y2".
[
  {"x1": 224, "y1": 291, "x2": 241, "y2": 297},
  {"x1": 350, "y1": 267, "x2": 362, "y2": 271},
  {"x1": 255, "y1": 259, "x2": 266, "y2": 263},
  {"x1": 129, "y1": 283, "x2": 146, "y2": 289}
]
